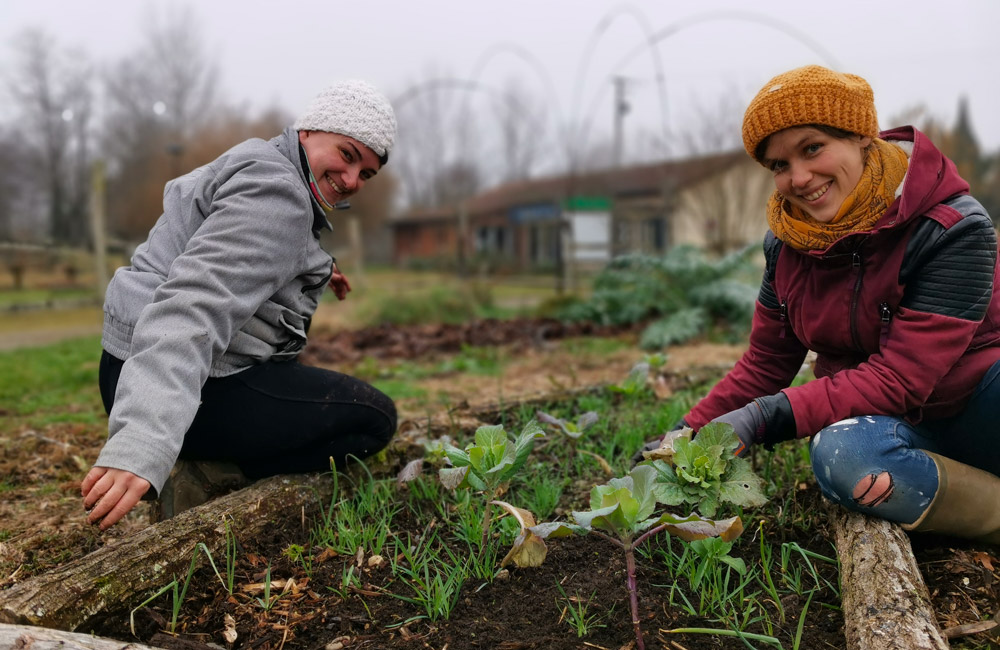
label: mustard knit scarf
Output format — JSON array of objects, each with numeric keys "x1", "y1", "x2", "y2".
[{"x1": 766, "y1": 138, "x2": 909, "y2": 251}]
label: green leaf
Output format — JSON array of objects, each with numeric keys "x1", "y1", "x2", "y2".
[
  {"x1": 698, "y1": 492, "x2": 720, "y2": 519},
  {"x1": 474, "y1": 424, "x2": 507, "y2": 449},
  {"x1": 484, "y1": 440, "x2": 518, "y2": 480},
  {"x1": 718, "y1": 459, "x2": 768, "y2": 509},
  {"x1": 468, "y1": 446, "x2": 487, "y2": 473},
  {"x1": 721, "y1": 555, "x2": 747, "y2": 575},
  {"x1": 529, "y1": 521, "x2": 589, "y2": 539},
  {"x1": 443, "y1": 443, "x2": 470, "y2": 468},
  {"x1": 510, "y1": 420, "x2": 545, "y2": 472},
  {"x1": 694, "y1": 422, "x2": 740, "y2": 454},
  {"x1": 572, "y1": 502, "x2": 626, "y2": 534},
  {"x1": 466, "y1": 470, "x2": 488, "y2": 492}
]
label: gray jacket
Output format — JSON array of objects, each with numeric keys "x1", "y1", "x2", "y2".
[{"x1": 98, "y1": 127, "x2": 334, "y2": 493}]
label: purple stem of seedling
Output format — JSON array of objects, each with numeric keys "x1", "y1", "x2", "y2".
[
  {"x1": 590, "y1": 528, "x2": 644, "y2": 648},
  {"x1": 623, "y1": 540, "x2": 645, "y2": 650},
  {"x1": 480, "y1": 495, "x2": 493, "y2": 552},
  {"x1": 633, "y1": 522, "x2": 670, "y2": 548}
]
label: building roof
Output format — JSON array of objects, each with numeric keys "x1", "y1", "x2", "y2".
[{"x1": 391, "y1": 150, "x2": 747, "y2": 224}]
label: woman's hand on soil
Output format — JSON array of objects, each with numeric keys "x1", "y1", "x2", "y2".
[{"x1": 81, "y1": 466, "x2": 151, "y2": 530}]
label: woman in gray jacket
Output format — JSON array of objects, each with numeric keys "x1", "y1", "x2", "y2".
[{"x1": 82, "y1": 80, "x2": 398, "y2": 529}]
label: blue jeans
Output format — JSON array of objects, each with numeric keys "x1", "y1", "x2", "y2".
[{"x1": 809, "y1": 359, "x2": 1000, "y2": 525}]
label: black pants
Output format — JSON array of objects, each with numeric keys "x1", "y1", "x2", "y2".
[{"x1": 99, "y1": 351, "x2": 397, "y2": 479}]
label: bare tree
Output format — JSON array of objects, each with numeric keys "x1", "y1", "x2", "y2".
[
  {"x1": 491, "y1": 78, "x2": 548, "y2": 183},
  {"x1": 0, "y1": 127, "x2": 39, "y2": 241},
  {"x1": 101, "y1": 5, "x2": 218, "y2": 241},
  {"x1": 671, "y1": 93, "x2": 772, "y2": 255},
  {"x1": 392, "y1": 69, "x2": 488, "y2": 209},
  {"x1": 5, "y1": 29, "x2": 94, "y2": 245}
]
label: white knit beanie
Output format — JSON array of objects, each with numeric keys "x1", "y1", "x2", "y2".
[{"x1": 293, "y1": 80, "x2": 397, "y2": 158}]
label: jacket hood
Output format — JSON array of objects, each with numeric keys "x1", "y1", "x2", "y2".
[{"x1": 881, "y1": 126, "x2": 970, "y2": 224}]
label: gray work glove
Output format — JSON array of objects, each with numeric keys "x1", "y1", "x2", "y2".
[{"x1": 710, "y1": 401, "x2": 765, "y2": 457}]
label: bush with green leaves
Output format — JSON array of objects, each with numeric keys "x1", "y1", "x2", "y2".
[{"x1": 559, "y1": 244, "x2": 758, "y2": 349}]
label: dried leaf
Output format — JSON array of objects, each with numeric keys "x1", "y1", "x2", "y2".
[
  {"x1": 315, "y1": 547, "x2": 339, "y2": 563},
  {"x1": 222, "y1": 613, "x2": 237, "y2": 645},
  {"x1": 662, "y1": 514, "x2": 744, "y2": 543},
  {"x1": 578, "y1": 449, "x2": 614, "y2": 477},
  {"x1": 972, "y1": 551, "x2": 995, "y2": 572},
  {"x1": 652, "y1": 375, "x2": 673, "y2": 400},
  {"x1": 642, "y1": 427, "x2": 693, "y2": 463},
  {"x1": 438, "y1": 465, "x2": 469, "y2": 489},
  {"x1": 493, "y1": 500, "x2": 548, "y2": 568},
  {"x1": 396, "y1": 458, "x2": 423, "y2": 484},
  {"x1": 241, "y1": 579, "x2": 290, "y2": 593}
]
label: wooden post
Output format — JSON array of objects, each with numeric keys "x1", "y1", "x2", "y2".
[{"x1": 89, "y1": 160, "x2": 109, "y2": 301}]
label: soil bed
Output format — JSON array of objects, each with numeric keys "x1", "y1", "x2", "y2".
[
  {"x1": 95, "y1": 483, "x2": 845, "y2": 650},
  {"x1": 2, "y1": 319, "x2": 999, "y2": 649}
]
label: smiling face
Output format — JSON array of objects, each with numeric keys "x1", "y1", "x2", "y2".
[
  {"x1": 298, "y1": 130, "x2": 381, "y2": 205},
  {"x1": 762, "y1": 126, "x2": 872, "y2": 223}
]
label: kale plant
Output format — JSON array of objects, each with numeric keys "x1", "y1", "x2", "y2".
[{"x1": 559, "y1": 245, "x2": 758, "y2": 348}]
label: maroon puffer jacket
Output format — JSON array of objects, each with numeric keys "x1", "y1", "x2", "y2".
[{"x1": 686, "y1": 126, "x2": 1000, "y2": 439}]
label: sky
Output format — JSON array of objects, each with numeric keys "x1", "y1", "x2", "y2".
[{"x1": 2, "y1": 0, "x2": 999, "y2": 161}]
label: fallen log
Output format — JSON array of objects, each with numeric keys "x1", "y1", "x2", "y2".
[
  {"x1": 0, "y1": 473, "x2": 335, "y2": 632},
  {"x1": 0, "y1": 623, "x2": 167, "y2": 650},
  {"x1": 826, "y1": 500, "x2": 949, "y2": 650}
]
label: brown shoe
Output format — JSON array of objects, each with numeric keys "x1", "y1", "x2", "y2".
[{"x1": 155, "y1": 460, "x2": 249, "y2": 521}]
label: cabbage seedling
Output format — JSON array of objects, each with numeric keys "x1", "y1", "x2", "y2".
[
  {"x1": 608, "y1": 361, "x2": 650, "y2": 396},
  {"x1": 439, "y1": 421, "x2": 544, "y2": 550},
  {"x1": 536, "y1": 410, "x2": 600, "y2": 472},
  {"x1": 645, "y1": 422, "x2": 767, "y2": 518},
  {"x1": 529, "y1": 464, "x2": 743, "y2": 650}
]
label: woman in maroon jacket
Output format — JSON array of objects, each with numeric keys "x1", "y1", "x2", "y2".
[{"x1": 683, "y1": 65, "x2": 1000, "y2": 543}]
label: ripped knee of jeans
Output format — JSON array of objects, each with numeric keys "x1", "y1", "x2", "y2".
[{"x1": 852, "y1": 471, "x2": 894, "y2": 507}]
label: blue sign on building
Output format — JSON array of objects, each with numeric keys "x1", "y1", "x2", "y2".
[{"x1": 509, "y1": 203, "x2": 561, "y2": 224}]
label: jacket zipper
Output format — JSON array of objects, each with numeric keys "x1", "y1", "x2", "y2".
[
  {"x1": 849, "y1": 247, "x2": 865, "y2": 352},
  {"x1": 779, "y1": 301, "x2": 789, "y2": 339},
  {"x1": 879, "y1": 302, "x2": 892, "y2": 348}
]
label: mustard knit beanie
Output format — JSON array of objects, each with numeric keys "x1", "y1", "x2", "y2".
[{"x1": 742, "y1": 65, "x2": 879, "y2": 162}]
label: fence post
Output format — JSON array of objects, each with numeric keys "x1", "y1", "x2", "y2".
[{"x1": 89, "y1": 160, "x2": 109, "y2": 301}]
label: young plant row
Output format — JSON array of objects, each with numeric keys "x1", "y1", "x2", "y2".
[{"x1": 131, "y1": 363, "x2": 837, "y2": 648}]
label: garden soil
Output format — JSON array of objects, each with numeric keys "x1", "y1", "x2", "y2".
[{"x1": 2, "y1": 319, "x2": 998, "y2": 649}]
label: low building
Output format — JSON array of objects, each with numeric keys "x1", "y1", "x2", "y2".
[{"x1": 390, "y1": 150, "x2": 772, "y2": 272}]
